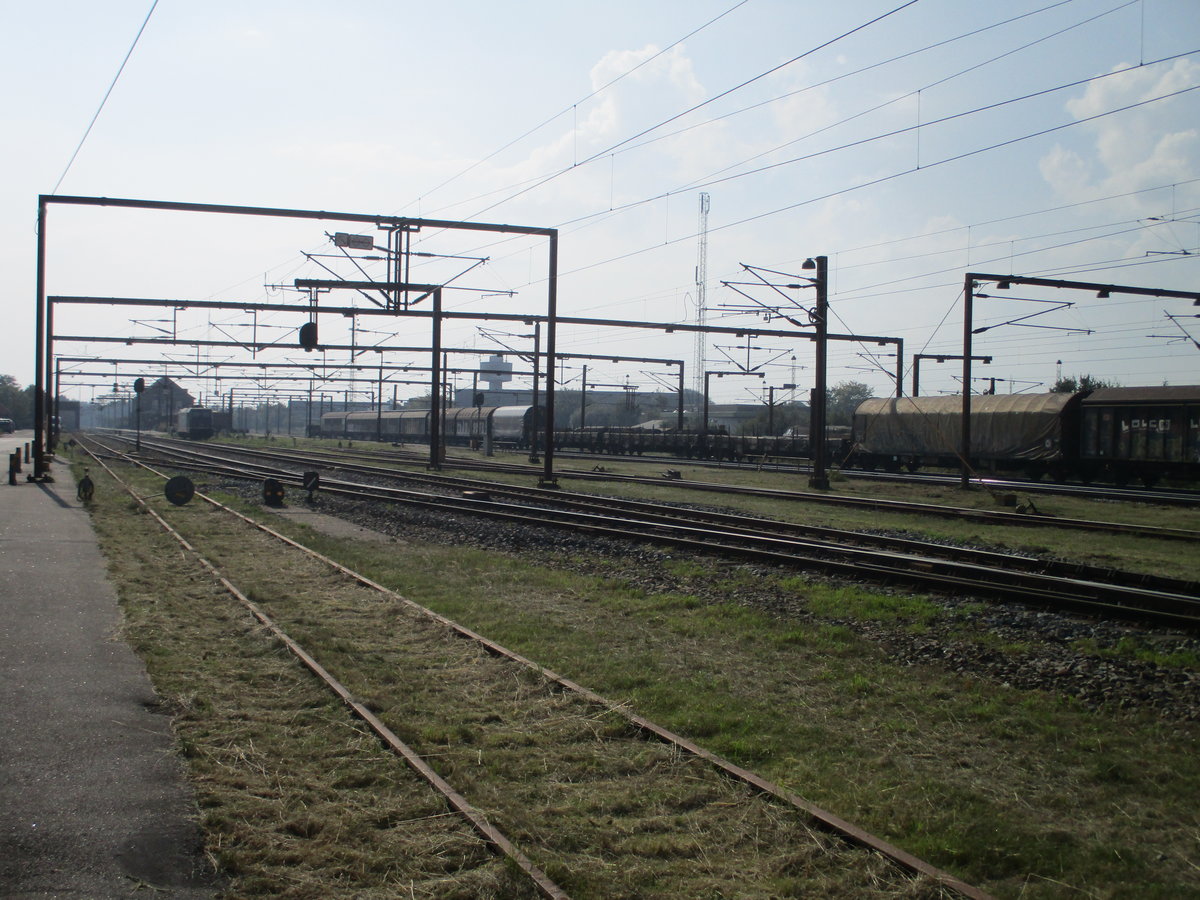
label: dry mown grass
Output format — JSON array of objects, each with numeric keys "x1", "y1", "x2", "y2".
[
  {"x1": 83, "y1": 458, "x2": 955, "y2": 899},
  {"x1": 91, "y1": 480, "x2": 534, "y2": 898},
  {"x1": 217, "y1": 479, "x2": 1200, "y2": 899}
]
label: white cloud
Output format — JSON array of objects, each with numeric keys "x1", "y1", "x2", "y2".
[
  {"x1": 1038, "y1": 145, "x2": 1094, "y2": 201},
  {"x1": 1042, "y1": 58, "x2": 1200, "y2": 199},
  {"x1": 589, "y1": 43, "x2": 706, "y2": 103}
]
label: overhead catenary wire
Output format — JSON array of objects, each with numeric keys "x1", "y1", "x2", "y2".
[
  {"x1": 542, "y1": 81, "x2": 1199, "y2": 285},
  {"x1": 200, "y1": 3, "x2": 1182, "y2": 330},
  {"x1": 540, "y1": 50, "x2": 1199, "y2": 244},
  {"x1": 463, "y1": 0, "x2": 923, "y2": 221},
  {"x1": 673, "y1": 0, "x2": 1141, "y2": 192},
  {"x1": 394, "y1": 46, "x2": 1197, "y2": 302},
  {"x1": 400, "y1": 0, "x2": 754, "y2": 214},
  {"x1": 50, "y1": 0, "x2": 159, "y2": 194},
  {"x1": 408, "y1": 0, "x2": 1093, "y2": 224}
]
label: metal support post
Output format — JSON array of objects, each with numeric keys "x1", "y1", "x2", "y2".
[
  {"x1": 529, "y1": 321, "x2": 540, "y2": 463},
  {"x1": 809, "y1": 255, "x2": 830, "y2": 489},
  {"x1": 580, "y1": 365, "x2": 587, "y2": 431},
  {"x1": 33, "y1": 199, "x2": 47, "y2": 479},
  {"x1": 703, "y1": 372, "x2": 713, "y2": 447},
  {"x1": 540, "y1": 232, "x2": 559, "y2": 487},
  {"x1": 676, "y1": 363, "x2": 685, "y2": 431},
  {"x1": 961, "y1": 276, "x2": 974, "y2": 489},
  {"x1": 429, "y1": 289, "x2": 443, "y2": 469}
]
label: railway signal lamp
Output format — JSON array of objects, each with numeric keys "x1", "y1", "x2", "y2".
[
  {"x1": 262, "y1": 477, "x2": 286, "y2": 507},
  {"x1": 299, "y1": 321, "x2": 318, "y2": 352}
]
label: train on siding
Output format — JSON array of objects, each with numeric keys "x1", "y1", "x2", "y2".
[
  {"x1": 311, "y1": 388, "x2": 1199, "y2": 486},
  {"x1": 552, "y1": 424, "x2": 823, "y2": 462},
  {"x1": 554, "y1": 386, "x2": 1200, "y2": 485},
  {"x1": 319, "y1": 405, "x2": 540, "y2": 448},
  {"x1": 176, "y1": 406, "x2": 215, "y2": 440},
  {"x1": 852, "y1": 386, "x2": 1200, "y2": 485}
]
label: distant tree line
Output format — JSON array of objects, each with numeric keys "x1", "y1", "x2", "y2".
[
  {"x1": 1051, "y1": 374, "x2": 1120, "y2": 393},
  {"x1": 0, "y1": 375, "x2": 34, "y2": 427}
]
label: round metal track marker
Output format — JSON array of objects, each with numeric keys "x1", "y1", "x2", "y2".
[{"x1": 164, "y1": 475, "x2": 195, "y2": 506}]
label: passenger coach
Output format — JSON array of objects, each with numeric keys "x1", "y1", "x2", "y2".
[{"x1": 319, "y1": 405, "x2": 540, "y2": 448}]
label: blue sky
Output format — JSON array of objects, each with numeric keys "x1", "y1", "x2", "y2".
[{"x1": 2, "y1": 0, "x2": 1197, "y2": 407}]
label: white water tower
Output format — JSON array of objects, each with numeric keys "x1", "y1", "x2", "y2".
[{"x1": 479, "y1": 354, "x2": 513, "y2": 391}]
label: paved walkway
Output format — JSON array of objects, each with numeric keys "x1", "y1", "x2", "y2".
[{"x1": 0, "y1": 433, "x2": 219, "y2": 898}]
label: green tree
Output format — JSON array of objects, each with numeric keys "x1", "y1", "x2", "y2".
[
  {"x1": 0, "y1": 375, "x2": 33, "y2": 427},
  {"x1": 1051, "y1": 374, "x2": 1119, "y2": 393},
  {"x1": 740, "y1": 401, "x2": 809, "y2": 435},
  {"x1": 825, "y1": 380, "x2": 876, "y2": 426}
]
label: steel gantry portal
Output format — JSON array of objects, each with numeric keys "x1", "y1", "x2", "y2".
[{"x1": 33, "y1": 195, "x2": 560, "y2": 483}]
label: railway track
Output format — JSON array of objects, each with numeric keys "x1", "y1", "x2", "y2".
[
  {"x1": 88, "y1": 435, "x2": 1200, "y2": 629},
  {"x1": 549, "y1": 448, "x2": 1200, "y2": 507},
  {"x1": 76, "y1": 437, "x2": 989, "y2": 899},
  {"x1": 307, "y1": 443, "x2": 1200, "y2": 540},
  {"x1": 102, "y1": 431, "x2": 1200, "y2": 542}
]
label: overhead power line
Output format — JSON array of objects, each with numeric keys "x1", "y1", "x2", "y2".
[
  {"x1": 551, "y1": 81, "x2": 1200, "y2": 283},
  {"x1": 403, "y1": 0, "x2": 752, "y2": 213},
  {"x1": 51, "y1": 0, "x2": 159, "y2": 194},
  {"x1": 465, "y1": 0, "x2": 922, "y2": 220},
  {"x1": 401, "y1": 0, "x2": 1091, "y2": 225}
]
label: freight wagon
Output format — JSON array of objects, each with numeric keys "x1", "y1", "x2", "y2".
[{"x1": 851, "y1": 386, "x2": 1200, "y2": 485}]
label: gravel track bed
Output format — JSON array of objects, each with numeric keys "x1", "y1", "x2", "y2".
[{"x1": 212, "y1": 472, "x2": 1200, "y2": 724}]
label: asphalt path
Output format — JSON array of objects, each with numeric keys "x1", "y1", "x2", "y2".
[{"x1": 0, "y1": 432, "x2": 219, "y2": 898}]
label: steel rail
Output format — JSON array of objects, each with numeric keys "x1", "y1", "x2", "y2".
[
  {"x1": 552, "y1": 448, "x2": 1200, "y2": 508},
  {"x1": 99, "y1": 431, "x2": 1200, "y2": 541},
  {"x1": 77, "y1": 434, "x2": 993, "y2": 900},
  {"x1": 562, "y1": 469, "x2": 1200, "y2": 541},
  {"x1": 157, "y1": 436, "x2": 1198, "y2": 598},
  {"x1": 255, "y1": 445, "x2": 1200, "y2": 596},
  {"x1": 105, "y1": 430, "x2": 1200, "y2": 541},
  {"x1": 76, "y1": 442, "x2": 571, "y2": 900},
  {"x1": 100, "y1": 436, "x2": 1200, "y2": 628}
]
